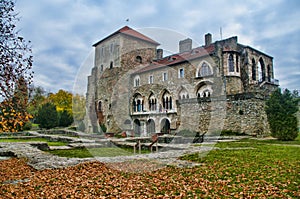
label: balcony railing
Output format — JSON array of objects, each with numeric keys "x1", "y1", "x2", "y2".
[{"x1": 132, "y1": 108, "x2": 177, "y2": 115}]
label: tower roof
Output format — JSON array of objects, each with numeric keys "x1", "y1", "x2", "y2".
[{"x1": 93, "y1": 26, "x2": 160, "y2": 47}]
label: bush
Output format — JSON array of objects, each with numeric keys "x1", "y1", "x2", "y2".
[
  {"x1": 22, "y1": 122, "x2": 32, "y2": 130},
  {"x1": 58, "y1": 110, "x2": 73, "y2": 127},
  {"x1": 36, "y1": 102, "x2": 59, "y2": 129},
  {"x1": 266, "y1": 88, "x2": 299, "y2": 141}
]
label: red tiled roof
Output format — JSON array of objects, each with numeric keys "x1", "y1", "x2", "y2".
[
  {"x1": 93, "y1": 26, "x2": 160, "y2": 47},
  {"x1": 134, "y1": 44, "x2": 215, "y2": 74}
]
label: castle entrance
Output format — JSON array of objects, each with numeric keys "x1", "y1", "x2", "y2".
[
  {"x1": 146, "y1": 119, "x2": 155, "y2": 134},
  {"x1": 133, "y1": 119, "x2": 141, "y2": 136},
  {"x1": 160, "y1": 118, "x2": 170, "y2": 134}
]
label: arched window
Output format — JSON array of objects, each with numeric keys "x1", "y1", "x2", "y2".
[
  {"x1": 132, "y1": 94, "x2": 143, "y2": 112},
  {"x1": 252, "y1": 59, "x2": 256, "y2": 80},
  {"x1": 178, "y1": 88, "x2": 189, "y2": 100},
  {"x1": 161, "y1": 118, "x2": 170, "y2": 134},
  {"x1": 149, "y1": 94, "x2": 157, "y2": 111},
  {"x1": 258, "y1": 58, "x2": 266, "y2": 82},
  {"x1": 199, "y1": 62, "x2": 212, "y2": 77},
  {"x1": 134, "y1": 75, "x2": 140, "y2": 87},
  {"x1": 110, "y1": 61, "x2": 113, "y2": 69},
  {"x1": 196, "y1": 83, "x2": 212, "y2": 98},
  {"x1": 228, "y1": 54, "x2": 234, "y2": 72},
  {"x1": 162, "y1": 91, "x2": 172, "y2": 111},
  {"x1": 135, "y1": 56, "x2": 142, "y2": 63}
]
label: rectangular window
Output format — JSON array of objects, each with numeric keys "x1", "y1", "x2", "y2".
[
  {"x1": 100, "y1": 47, "x2": 104, "y2": 57},
  {"x1": 163, "y1": 72, "x2": 168, "y2": 81},
  {"x1": 110, "y1": 43, "x2": 114, "y2": 53},
  {"x1": 179, "y1": 68, "x2": 184, "y2": 78},
  {"x1": 149, "y1": 75, "x2": 153, "y2": 84},
  {"x1": 236, "y1": 55, "x2": 239, "y2": 72}
]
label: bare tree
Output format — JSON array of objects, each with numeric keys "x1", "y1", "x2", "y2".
[{"x1": 0, "y1": 0, "x2": 33, "y2": 132}]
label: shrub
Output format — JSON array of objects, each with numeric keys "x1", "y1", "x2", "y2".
[
  {"x1": 36, "y1": 102, "x2": 59, "y2": 129},
  {"x1": 22, "y1": 122, "x2": 32, "y2": 130},
  {"x1": 58, "y1": 110, "x2": 74, "y2": 127}
]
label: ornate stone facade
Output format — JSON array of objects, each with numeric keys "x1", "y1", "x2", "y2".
[{"x1": 85, "y1": 26, "x2": 279, "y2": 136}]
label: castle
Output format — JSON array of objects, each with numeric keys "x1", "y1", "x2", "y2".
[{"x1": 85, "y1": 26, "x2": 279, "y2": 136}]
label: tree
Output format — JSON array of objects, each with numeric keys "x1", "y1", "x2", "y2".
[
  {"x1": 27, "y1": 86, "x2": 47, "y2": 119},
  {"x1": 0, "y1": 0, "x2": 33, "y2": 132},
  {"x1": 58, "y1": 110, "x2": 73, "y2": 127},
  {"x1": 48, "y1": 89, "x2": 72, "y2": 112},
  {"x1": 266, "y1": 88, "x2": 298, "y2": 141},
  {"x1": 36, "y1": 102, "x2": 58, "y2": 129}
]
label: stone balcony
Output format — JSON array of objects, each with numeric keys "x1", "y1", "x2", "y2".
[{"x1": 131, "y1": 108, "x2": 177, "y2": 116}]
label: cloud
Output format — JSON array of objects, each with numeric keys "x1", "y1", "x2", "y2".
[{"x1": 14, "y1": 0, "x2": 300, "y2": 93}]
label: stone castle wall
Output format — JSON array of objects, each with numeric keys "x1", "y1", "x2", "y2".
[{"x1": 177, "y1": 96, "x2": 270, "y2": 135}]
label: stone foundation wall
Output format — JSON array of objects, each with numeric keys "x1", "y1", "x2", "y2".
[{"x1": 177, "y1": 96, "x2": 270, "y2": 135}]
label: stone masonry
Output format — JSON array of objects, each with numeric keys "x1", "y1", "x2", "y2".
[{"x1": 85, "y1": 26, "x2": 279, "y2": 136}]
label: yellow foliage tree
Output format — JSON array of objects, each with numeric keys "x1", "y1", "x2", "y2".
[{"x1": 48, "y1": 89, "x2": 73, "y2": 113}]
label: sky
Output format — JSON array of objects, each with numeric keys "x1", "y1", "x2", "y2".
[{"x1": 14, "y1": 0, "x2": 300, "y2": 94}]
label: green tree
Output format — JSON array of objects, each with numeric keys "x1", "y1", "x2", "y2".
[
  {"x1": 36, "y1": 102, "x2": 58, "y2": 129},
  {"x1": 0, "y1": 0, "x2": 33, "y2": 132},
  {"x1": 58, "y1": 110, "x2": 73, "y2": 127},
  {"x1": 266, "y1": 88, "x2": 298, "y2": 141}
]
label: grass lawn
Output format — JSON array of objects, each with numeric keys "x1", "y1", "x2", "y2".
[
  {"x1": 180, "y1": 137, "x2": 300, "y2": 198},
  {"x1": 48, "y1": 147, "x2": 150, "y2": 158},
  {"x1": 0, "y1": 138, "x2": 68, "y2": 146}
]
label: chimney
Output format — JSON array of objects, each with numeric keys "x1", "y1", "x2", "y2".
[
  {"x1": 156, "y1": 49, "x2": 163, "y2": 60},
  {"x1": 179, "y1": 38, "x2": 192, "y2": 53},
  {"x1": 205, "y1": 33, "x2": 212, "y2": 46}
]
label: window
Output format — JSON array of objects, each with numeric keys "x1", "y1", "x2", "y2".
[
  {"x1": 98, "y1": 101, "x2": 102, "y2": 112},
  {"x1": 136, "y1": 56, "x2": 142, "y2": 63},
  {"x1": 100, "y1": 47, "x2": 104, "y2": 57},
  {"x1": 199, "y1": 62, "x2": 212, "y2": 77},
  {"x1": 134, "y1": 76, "x2": 140, "y2": 87},
  {"x1": 179, "y1": 68, "x2": 184, "y2": 78},
  {"x1": 162, "y1": 91, "x2": 172, "y2": 111},
  {"x1": 163, "y1": 72, "x2": 168, "y2": 81},
  {"x1": 110, "y1": 61, "x2": 113, "y2": 69},
  {"x1": 110, "y1": 43, "x2": 114, "y2": 53},
  {"x1": 228, "y1": 54, "x2": 234, "y2": 72},
  {"x1": 252, "y1": 59, "x2": 256, "y2": 80},
  {"x1": 133, "y1": 94, "x2": 143, "y2": 112},
  {"x1": 100, "y1": 65, "x2": 103, "y2": 72},
  {"x1": 149, "y1": 75, "x2": 153, "y2": 84},
  {"x1": 236, "y1": 55, "x2": 239, "y2": 72},
  {"x1": 149, "y1": 94, "x2": 157, "y2": 111}
]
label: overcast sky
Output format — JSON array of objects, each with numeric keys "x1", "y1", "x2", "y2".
[{"x1": 15, "y1": 0, "x2": 300, "y2": 94}]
